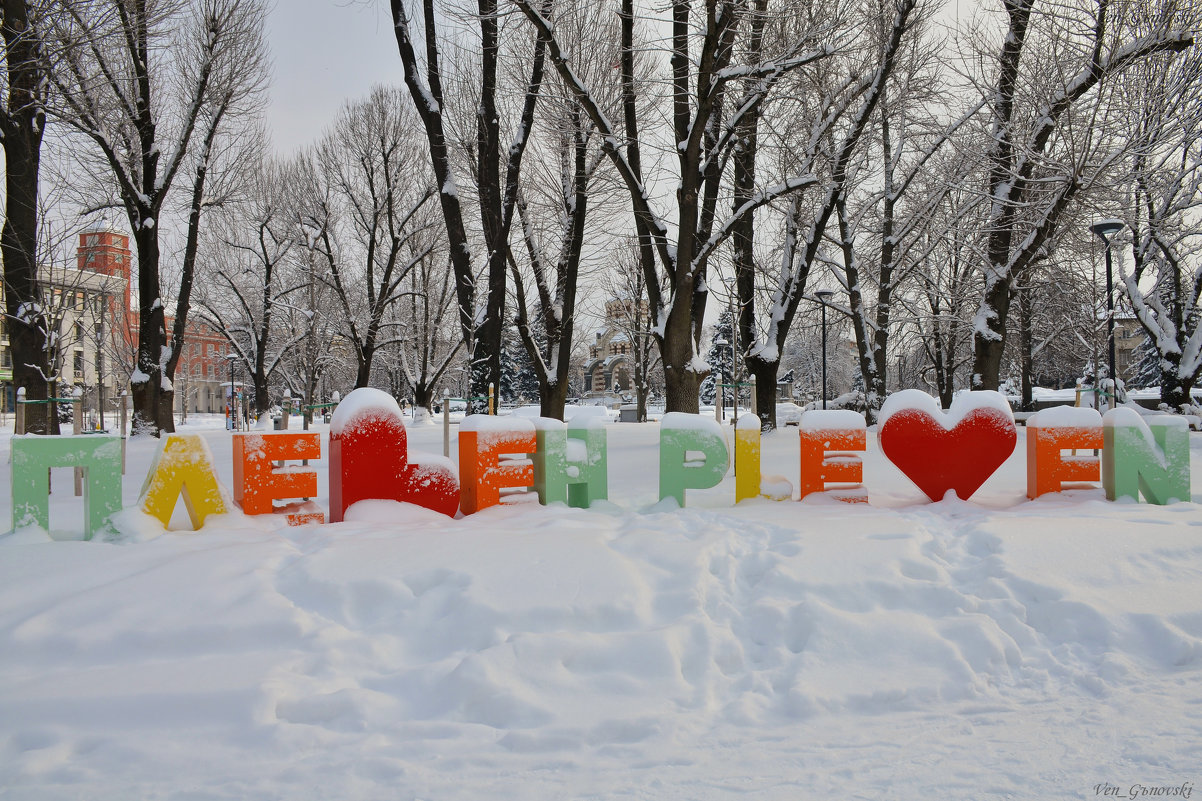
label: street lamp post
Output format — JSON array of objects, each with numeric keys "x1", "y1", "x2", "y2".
[
  {"x1": 1091, "y1": 219, "x2": 1125, "y2": 410},
  {"x1": 224, "y1": 353, "x2": 237, "y2": 431},
  {"x1": 816, "y1": 290, "x2": 835, "y2": 410},
  {"x1": 714, "y1": 337, "x2": 728, "y2": 422}
]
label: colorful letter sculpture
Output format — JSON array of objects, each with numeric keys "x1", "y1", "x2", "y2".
[
  {"x1": 1025, "y1": 407, "x2": 1103, "y2": 499},
  {"x1": 140, "y1": 435, "x2": 228, "y2": 529},
  {"x1": 659, "y1": 412, "x2": 729, "y2": 506},
  {"x1": 233, "y1": 431, "x2": 324, "y2": 525},
  {"x1": 10, "y1": 434, "x2": 122, "y2": 539},
  {"x1": 531, "y1": 416, "x2": 609, "y2": 508},
  {"x1": 798, "y1": 410, "x2": 867, "y2": 502},
  {"x1": 531, "y1": 418, "x2": 568, "y2": 504},
  {"x1": 1102, "y1": 409, "x2": 1191, "y2": 504},
  {"x1": 459, "y1": 415, "x2": 537, "y2": 514},
  {"x1": 734, "y1": 416, "x2": 761, "y2": 503},
  {"x1": 329, "y1": 387, "x2": 459, "y2": 521},
  {"x1": 567, "y1": 416, "x2": 609, "y2": 507},
  {"x1": 879, "y1": 390, "x2": 1017, "y2": 502}
]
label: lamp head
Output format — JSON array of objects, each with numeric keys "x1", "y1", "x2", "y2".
[
  {"x1": 815, "y1": 290, "x2": 835, "y2": 304},
  {"x1": 1090, "y1": 219, "x2": 1124, "y2": 242}
]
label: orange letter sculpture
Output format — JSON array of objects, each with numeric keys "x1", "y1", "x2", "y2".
[
  {"x1": 459, "y1": 415, "x2": 537, "y2": 514},
  {"x1": 233, "y1": 431, "x2": 324, "y2": 525},
  {"x1": 1025, "y1": 407, "x2": 1103, "y2": 499},
  {"x1": 798, "y1": 410, "x2": 867, "y2": 503}
]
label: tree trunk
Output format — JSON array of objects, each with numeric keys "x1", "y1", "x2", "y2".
[
  {"x1": 355, "y1": 347, "x2": 375, "y2": 390},
  {"x1": 539, "y1": 379, "x2": 569, "y2": 421},
  {"x1": 131, "y1": 225, "x2": 171, "y2": 436},
  {"x1": 254, "y1": 368, "x2": 270, "y2": 419},
  {"x1": 932, "y1": 327, "x2": 954, "y2": 409},
  {"x1": 970, "y1": 274, "x2": 1012, "y2": 391},
  {"x1": 1018, "y1": 281, "x2": 1034, "y2": 412},
  {"x1": 749, "y1": 358, "x2": 778, "y2": 430},
  {"x1": 661, "y1": 296, "x2": 701, "y2": 414},
  {"x1": 414, "y1": 382, "x2": 435, "y2": 413},
  {"x1": 1160, "y1": 352, "x2": 1194, "y2": 412}
]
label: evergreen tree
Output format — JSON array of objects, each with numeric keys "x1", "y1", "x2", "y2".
[
  {"x1": 701, "y1": 310, "x2": 736, "y2": 406},
  {"x1": 1130, "y1": 333, "x2": 1160, "y2": 389},
  {"x1": 500, "y1": 324, "x2": 541, "y2": 405}
]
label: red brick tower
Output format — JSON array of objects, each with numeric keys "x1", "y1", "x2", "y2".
[{"x1": 77, "y1": 228, "x2": 135, "y2": 349}]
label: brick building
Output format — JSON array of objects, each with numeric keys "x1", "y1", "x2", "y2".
[{"x1": 0, "y1": 227, "x2": 231, "y2": 422}]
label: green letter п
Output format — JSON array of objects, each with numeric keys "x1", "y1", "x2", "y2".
[{"x1": 11, "y1": 435, "x2": 123, "y2": 538}]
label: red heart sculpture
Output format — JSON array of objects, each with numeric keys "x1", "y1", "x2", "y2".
[{"x1": 879, "y1": 395, "x2": 1017, "y2": 502}]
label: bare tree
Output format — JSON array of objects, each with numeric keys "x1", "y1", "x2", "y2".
[
  {"x1": 967, "y1": 0, "x2": 1192, "y2": 390},
  {"x1": 722, "y1": 0, "x2": 919, "y2": 427},
  {"x1": 1, "y1": 0, "x2": 55, "y2": 432},
  {"x1": 47, "y1": 0, "x2": 268, "y2": 435},
  {"x1": 277, "y1": 221, "x2": 345, "y2": 421},
  {"x1": 601, "y1": 242, "x2": 663, "y2": 422},
  {"x1": 508, "y1": 0, "x2": 631, "y2": 420},
  {"x1": 827, "y1": 1, "x2": 962, "y2": 419},
  {"x1": 392, "y1": 0, "x2": 550, "y2": 410},
  {"x1": 196, "y1": 157, "x2": 299, "y2": 419},
  {"x1": 394, "y1": 245, "x2": 462, "y2": 418},
  {"x1": 908, "y1": 219, "x2": 979, "y2": 408},
  {"x1": 302, "y1": 88, "x2": 438, "y2": 390},
  {"x1": 515, "y1": 0, "x2": 835, "y2": 414},
  {"x1": 1119, "y1": 1, "x2": 1202, "y2": 411}
]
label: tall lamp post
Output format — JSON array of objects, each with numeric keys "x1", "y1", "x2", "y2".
[
  {"x1": 1091, "y1": 219, "x2": 1125, "y2": 410},
  {"x1": 224, "y1": 353, "x2": 237, "y2": 431},
  {"x1": 714, "y1": 337, "x2": 728, "y2": 421},
  {"x1": 816, "y1": 290, "x2": 835, "y2": 409},
  {"x1": 96, "y1": 320, "x2": 105, "y2": 431}
]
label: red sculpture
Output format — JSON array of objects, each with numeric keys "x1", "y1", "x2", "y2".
[
  {"x1": 329, "y1": 389, "x2": 460, "y2": 521},
  {"x1": 879, "y1": 390, "x2": 1017, "y2": 502}
]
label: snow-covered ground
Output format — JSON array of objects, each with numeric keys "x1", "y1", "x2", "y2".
[{"x1": 1, "y1": 413, "x2": 1201, "y2": 800}]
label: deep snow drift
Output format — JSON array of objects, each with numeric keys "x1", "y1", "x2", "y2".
[{"x1": 1, "y1": 415, "x2": 1200, "y2": 800}]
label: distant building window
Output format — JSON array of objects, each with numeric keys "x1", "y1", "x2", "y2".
[
  {"x1": 73, "y1": 350, "x2": 84, "y2": 376},
  {"x1": 207, "y1": 344, "x2": 215, "y2": 357},
  {"x1": 1, "y1": 348, "x2": 10, "y2": 368},
  {"x1": 207, "y1": 365, "x2": 215, "y2": 380}
]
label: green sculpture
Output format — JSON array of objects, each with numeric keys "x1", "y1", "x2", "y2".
[
  {"x1": 531, "y1": 419, "x2": 568, "y2": 505},
  {"x1": 567, "y1": 418, "x2": 608, "y2": 507},
  {"x1": 659, "y1": 412, "x2": 729, "y2": 507},
  {"x1": 531, "y1": 417, "x2": 609, "y2": 508},
  {"x1": 11, "y1": 435, "x2": 123, "y2": 538},
  {"x1": 1102, "y1": 410, "x2": 1191, "y2": 504}
]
